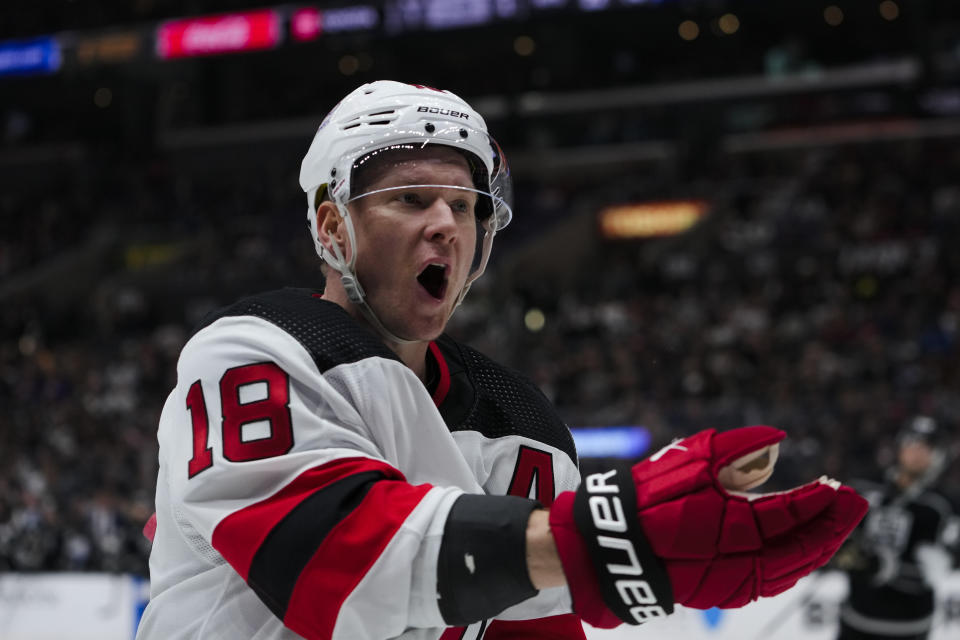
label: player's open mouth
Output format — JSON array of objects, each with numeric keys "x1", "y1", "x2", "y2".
[{"x1": 417, "y1": 263, "x2": 448, "y2": 300}]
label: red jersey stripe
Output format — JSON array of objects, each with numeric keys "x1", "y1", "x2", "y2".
[
  {"x1": 211, "y1": 457, "x2": 405, "y2": 580},
  {"x1": 439, "y1": 626, "x2": 467, "y2": 640},
  {"x1": 428, "y1": 340, "x2": 452, "y2": 406},
  {"x1": 283, "y1": 479, "x2": 434, "y2": 639}
]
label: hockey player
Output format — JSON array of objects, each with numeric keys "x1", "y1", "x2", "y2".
[
  {"x1": 137, "y1": 81, "x2": 868, "y2": 640},
  {"x1": 837, "y1": 416, "x2": 957, "y2": 640}
]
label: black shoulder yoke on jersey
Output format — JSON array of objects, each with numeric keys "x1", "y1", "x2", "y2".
[
  {"x1": 194, "y1": 288, "x2": 577, "y2": 466},
  {"x1": 193, "y1": 288, "x2": 400, "y2": 373},
  {"x1": 431, "y1": 334, "x2": 578, "y2": 467}
]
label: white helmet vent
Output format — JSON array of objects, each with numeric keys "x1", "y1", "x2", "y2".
[{"x1": 340, "y1": 109, "x2": 400, "y2": 131}]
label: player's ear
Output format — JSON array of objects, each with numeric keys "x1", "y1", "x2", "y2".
[{"x1": 316, "y1": 201, "x2": 348, "y2": 260}]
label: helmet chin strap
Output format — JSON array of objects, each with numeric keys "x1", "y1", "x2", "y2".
[{"x1": 326, "y1": 213, "x2": 418, "y2": 346}]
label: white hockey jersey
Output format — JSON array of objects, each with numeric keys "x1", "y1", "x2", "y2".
[{"x1": 137, "y1": 288, "x2": 584, "y2": 640}]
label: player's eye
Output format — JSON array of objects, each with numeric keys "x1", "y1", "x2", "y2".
[
  {"x1": 450, "y1": 199, "x2": 472, "y2": 214},
  {"x1": 399, "y1": 192, "x2": 422, "y2": 206}
]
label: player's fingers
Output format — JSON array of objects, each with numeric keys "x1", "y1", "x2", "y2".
[
  {"x1": 751, "y1": 478, "x2": 840, "y2": 539},
  {"x1": 757, "y1": 486, "x2": 868, "y2": 596},
  {"x1": 760, "y1": 563, "x2": 811, "y2": 598},
  {"x1": 802, "y1": 487, "x2": 870, "y2": 570},
  {"x1": 779, "y1": 486, "x2": 867, "y2": 559},
  {"x1": 831, "y1": 486, "x2": 870, "y2": 541}
]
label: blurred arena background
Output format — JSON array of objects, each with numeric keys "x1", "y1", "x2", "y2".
[{"x1": 2, "y1": 0, "x2": 960, "y2": 638}]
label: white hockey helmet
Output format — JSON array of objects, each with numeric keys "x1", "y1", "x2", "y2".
[{"x1": 299, "y1": 80, "x2": 512, "y2": 311}]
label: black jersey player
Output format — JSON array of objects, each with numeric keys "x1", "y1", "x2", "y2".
[{"x1": 837, "y1": 416, "x2": 956, "y2": 640}]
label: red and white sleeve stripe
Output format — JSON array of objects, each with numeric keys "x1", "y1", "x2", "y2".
[{"x1": 211, "y1": 457, "x2": 435, "y2": 640}]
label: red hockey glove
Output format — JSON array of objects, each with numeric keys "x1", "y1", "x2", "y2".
[{"x1": 549, "y1": 426, "x2": 869, "y2": 628}]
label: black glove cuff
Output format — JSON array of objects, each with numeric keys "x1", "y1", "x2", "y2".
[
  {"x1": 437, "y1": 494, "x2": 541, "y2": 625},
  {"x1": 572, "y1": 467, "x2": 675, "y2": 624}
]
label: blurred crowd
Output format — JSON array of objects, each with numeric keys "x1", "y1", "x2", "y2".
[
  {"x1": 2, "y1": 137, "x2": 959, "y2": 574},
  {"x1": 459, "y1": 142, "x2": 960, "y2": 492}
]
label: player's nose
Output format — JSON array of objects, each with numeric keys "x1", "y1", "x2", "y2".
[{"x1": 423, "y1": 197, "x2": 459, "y2": 243}]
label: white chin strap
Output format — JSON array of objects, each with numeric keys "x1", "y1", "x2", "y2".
[
  {"x1": 325, "y1": 204, "x2": 417, "y2": 346},
  {"x1": 329, "y1": 233, "x2": 480, "y2": 347}
]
